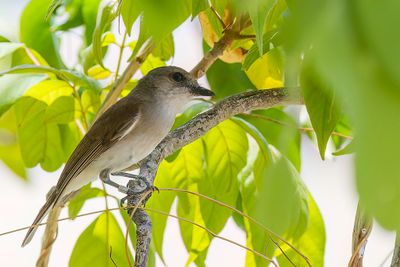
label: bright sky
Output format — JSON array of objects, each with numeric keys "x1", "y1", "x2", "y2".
[{"x1": 0, "y1": 1, "x2": 396, "y2": 266}]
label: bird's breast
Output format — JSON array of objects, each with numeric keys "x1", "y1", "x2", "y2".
[{"x1": 95, "y1": 111, "x2": 175, "y2": 171}]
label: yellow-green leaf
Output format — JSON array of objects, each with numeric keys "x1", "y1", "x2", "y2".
[{"x1": 69, "y1": 211, "x2": 134, "y2": 267}]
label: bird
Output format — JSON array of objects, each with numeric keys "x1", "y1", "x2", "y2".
[{"x1": 22, "y1": 66, "x2": 214, "y2": 246}]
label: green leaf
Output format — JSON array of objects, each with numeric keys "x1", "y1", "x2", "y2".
[
  {"x1": 59, "y1": 122, "x2": 82, "y2": 159},
  {"x1": 245, "y1": 47, "x2": 284, "y2": 89},
  {"x1": 0, "y1": 43, "x2": 24, "y2": 59},
  {"x1": 206, "y1": 58, "x2": 255, "y2": 100},
  {"x1": 180, "y1": 120, "x2": 248, "y2": 263},
  {"x1": 0, "y1": 110, "x2": 27, "y2": 179},
  {"x1": 301, "y1": 63, "x2": 342, "y2": 159},
  {"x1": 192, "y1": 0, "x2": 209, "y2": 18},
  {"x1": 247, "y1": 0, "x2": 276, "y2": 56},
  {"x1": 45, "y1": 96, "x2": 75, "y2": 124},
  {"x1": 68, "y1": 184, "x2": 105, "y2": 219},
  {"x1": 256, "y1": 147, "x2": 309, "y2": 240},
  {"x1": 140, "y1": 0, "x2": 192, "y2": 41},
  {"x1": 25, "y1": 80, "x2": 73, "y2": 105},
  {"x1": 242, "y1": 29, "x2": 280, "y2": 70},
  {"x1": 14, "y1": 97, "x2": 65, "y2": 171},
  {"x1": 0, "y1": 65, "x2": 101, "y2": 91},
  {"x1": 0, "y1": 36, "x2": 10, "y2": 42},
  {"x1": 332, "y1": 140, "x2": 355, "y2": 156},
  {"x1": 119, "y1": 0, "x2": 141, "y2": 35},
  {"x1": 152, "y1": 34, "x2": 174, "y2": 61},
  {"x1": 235, "y1": 118, "x2": 272, "y2": 267},
  {"x1": 276, "y1": 195, "x2": 325, "y2": 266},
  {"x1": 69, "y1": 211, "x2": 134, "y2": 267},
  {"x1": 140, "y1": 54, "x2": 165, "y2": 76},
  {"x1": 20, "y1": 0, "x2": 64, "y2": 68},
  {"x1": 92, "y1": 4, "x2": 115, "y2": 68},
  {"x1": 82, "y1": 0, "x2": 102, "y2": 44},
  {"x1": 240, "y1": 108, "x2": 301, "y2": 170},
  {"x1": 311, "y1": 2, "x2": 400, "y2": 231},
  {"x1": 353, "y1": 0, "x2": 400, "y2": 87},
  {"x1": 0, "y1": 74, "x2": 46, "y2": 116}
]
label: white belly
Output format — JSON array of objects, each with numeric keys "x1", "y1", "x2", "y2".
[{"x1": 62, "y1": 115, "x2": 173, "y2": 195}]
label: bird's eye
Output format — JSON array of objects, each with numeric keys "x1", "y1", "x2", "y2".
[{"x1": 171, "y1": 72, "x2": 185, "y2": 82}]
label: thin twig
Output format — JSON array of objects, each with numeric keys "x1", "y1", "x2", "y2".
[
  {"x1": 391, "y1": 233, "x2": 400, "y2": 267},
  {"x1": 190, "y1": 30, "x2": 236, "y2": 79},
  {"x1": 210, "y1": 6, "x2": 226, "y2": 29},
  {"x1": 348, "y1": 203, "x2": 373, "y2": 267},
  {"x1": 114, "y1": 31, "x2": 128, "y2": 81},
  {"x1": 144, "y1": 207, "x2": 278, "y2": 267}
]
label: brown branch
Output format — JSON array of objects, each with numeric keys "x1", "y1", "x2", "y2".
[
  {"x1": 190, "y1": 30, "x2": 236, "y2": 79},
  {"x1": 348, "y1": 203, "x2": 373, "y2": 267},
  {"x1": 36, "y1": 207, "x2": 61, "y2": 267},
  {"x1": 391, "y1": 233, "x2": 400, "y2": 266},
  {"x1": 126, "y1": 87, "x2": 303, "y2": 266}
]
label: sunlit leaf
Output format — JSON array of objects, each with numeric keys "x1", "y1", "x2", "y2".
[
  {"x1": 0, "y1": 43, "x2": 24, "y2": 59},
  {"x1": 69, "y1": 211, "x2": 134, "y2": 267},
  {"x1": 0, "y1": 110, "x2": 26, "y2": 179},
  {"x1": 14, "y1": 97, "x2": 65, "y2": 171},
  {"x1": 25, "y1": 80, "x2": 73, "y2": 105},
  {"x1": 242, "y1": 29, "x2": 280, "y2": 70},
  {"x1": 88, "y1": 64, "x2": 111, "y2": 80},
  {"x1": 0, "y1": 64, "x2": 100, "y2": 91},
  {"x1": 245, "y1": 48, "x2": 284, "y2": 89},
  {"x1": 0, "y1": 74, "x2": 46, "y2": 116},
  {"x1": 140, "y1": 54, "x2": 165, "y2": 76},
  {"x1": 45, "y1": 96, "x2": 75, "y2": 124}
]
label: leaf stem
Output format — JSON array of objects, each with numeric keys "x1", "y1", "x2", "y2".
[{"x1": 114, "y1": 31, "x2": 128, "y2": 82}]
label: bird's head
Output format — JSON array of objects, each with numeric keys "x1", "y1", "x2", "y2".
[{"x1": 135, "y1": 66, "x2": 214, "y2": 103}]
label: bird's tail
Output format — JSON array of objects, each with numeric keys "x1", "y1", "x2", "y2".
[{"x1": 21, "y1": 188, "x2": 57, "y2": 247}]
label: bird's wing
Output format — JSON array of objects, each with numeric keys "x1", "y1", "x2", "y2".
[{"x1": 53, "y1": 97, "x2": 141, "y2": 205}]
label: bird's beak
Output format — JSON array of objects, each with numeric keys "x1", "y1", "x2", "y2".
[{"x1": 190, "y1": 85, "x2": 215, "y2": 97}]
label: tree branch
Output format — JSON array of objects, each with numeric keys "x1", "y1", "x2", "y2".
[
  {"x1": 126, "y1": 87, "x2": 303, "y2": 266},
  {"x1": 348, "y1": 203, "x2": 373, "y2": 267},
  {"x1": 391, "y1": 233, "x2": 400, "y2": 267}
]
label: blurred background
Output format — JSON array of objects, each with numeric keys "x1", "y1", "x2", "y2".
[{"x1": 0, "y1": 0, "x2": 396, "y2": 266}]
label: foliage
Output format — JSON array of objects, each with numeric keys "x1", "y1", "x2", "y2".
[{"x1": 0, "y1": 0, "x2": 398, "y2": 266}]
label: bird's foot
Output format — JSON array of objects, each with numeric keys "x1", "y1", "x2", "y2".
[
  {"x1": 119, "y1": 185, "x2": 158, "y2": 207},
  {"x1": 112, "y1": 172, "x2": 157, "y2": 207}
]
